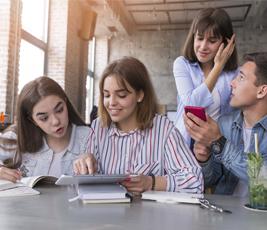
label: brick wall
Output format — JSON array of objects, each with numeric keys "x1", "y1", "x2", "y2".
[
  {"x1": 47, "y1": 0, "x2": 88, "y2": 119},
  {"x1": 0, "y1": 0, "x2": 20, "y2": 122},
  {"x1": 47, "y1": 0, "x2": 68, "y2": 88},
  {"x1": 0, "y1": 0, "x2": 10, "y2": 112}
]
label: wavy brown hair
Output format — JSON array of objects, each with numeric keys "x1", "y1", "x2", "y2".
[
  {"x1": 98, "y1": 57, "x2": 158, "y2": 130},
  {"x1": 183, "y1": 7, "x2": 238, "y2": 71}
]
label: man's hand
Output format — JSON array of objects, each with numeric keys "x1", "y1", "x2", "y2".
[
  {"x1": 73, "y1": 154, "x2": 97, "y2": 175},
  {"x1": 184, "y1": 112, "x2": 221, "y2": 146},
  {"x1": 194, "y1": 142, "x2": 211, "y2": 162}
]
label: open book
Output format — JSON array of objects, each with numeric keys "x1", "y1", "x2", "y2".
[
  {"x1": 0, "y1": 175, "x2": 57, "y2": 197},
  {"x1": 77, "y1": 184, "x2": 131, "y2": 204},
  {"x1": 142, "y1": 191, "x2": 203, "y2": 204}
]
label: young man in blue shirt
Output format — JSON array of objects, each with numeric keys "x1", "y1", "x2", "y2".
[{"x1": 184, "y1": 52, "x2": 267, "y2": 196}]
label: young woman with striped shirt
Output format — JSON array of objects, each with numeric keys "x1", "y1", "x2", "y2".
[{"x1": 74, "y1": 57, "x2": 203, "y2": 194}]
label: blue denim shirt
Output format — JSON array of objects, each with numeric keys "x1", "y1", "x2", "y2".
[
  {"x1": 201, "y1": 110, "x2": 267, "y2": 194},
  {"x1": 173, "y1": 56, "x2": 238, "y2": 145}
]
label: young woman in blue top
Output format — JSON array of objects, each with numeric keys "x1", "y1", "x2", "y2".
[
  {"x1": 173, "y1": 8, "x2": 239, "y2": 145},
  {"x1": 0, "y1": 77, "x2": 89, "y2": 182}
]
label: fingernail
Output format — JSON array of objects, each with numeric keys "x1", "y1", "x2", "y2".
[{"x1": 124, "y1": 178, "x2": 131, "y2": 182}]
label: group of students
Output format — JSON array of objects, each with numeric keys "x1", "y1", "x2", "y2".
[{"x1": 0, "y1": 7, "x2": 266, "y2": 197}]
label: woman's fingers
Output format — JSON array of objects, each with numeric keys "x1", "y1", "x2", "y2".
[
  {"x1": 73, "y1": 154, "x2": 97, "y2": 175},
  {"x1": 0, "y1": 167, "x2": 21, "y2": 182},
  {"x1": 121, "y1": 175, "x2": 151, "y2": 193},
  {"x1": 216, "y1": 43, "x2": 224, "y2": 57},
  {"x1": 215, "y1": 33, "x2": 236, "y2": 66},
  {"x1": 85, "y1": 156, "x2": 97, "y2": 174}
]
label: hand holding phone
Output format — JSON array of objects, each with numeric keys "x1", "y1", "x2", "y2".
[{"x1": 184, "y1": 106, "x2": 206, "y2": 121}]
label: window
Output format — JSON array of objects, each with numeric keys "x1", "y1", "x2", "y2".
[{"x1": 18, "y1": 0, "x2": 49, "y2": 92}]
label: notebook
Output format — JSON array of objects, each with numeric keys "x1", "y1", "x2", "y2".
[
  {"x1": 77, "y1": 184, "x2": 131, "y2": 204},
  {"x1": 142, "y1": 191, "x2": 203, "y2": 204}
]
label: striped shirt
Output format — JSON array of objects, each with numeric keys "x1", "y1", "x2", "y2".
[{"x1": 87, "y1": 114, "x2": 203, "y2": 193}]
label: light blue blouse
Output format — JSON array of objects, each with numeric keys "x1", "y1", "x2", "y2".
[
  {"x1": 173, "y1": 56, "x2": 239, "y2": 145},
  {"x1": 0, "y1": 124, "x2": 90, "y2": 177}
]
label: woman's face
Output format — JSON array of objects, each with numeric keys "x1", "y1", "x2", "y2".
[
  {"x1": 194, "y1": 30, "x2": 223, "y2": 66},
  {"x1": 103, "y1": 75, "x2": 144, "y2": 132},
  {"x1": 31, "y1": 95, "x2": 69, "y2": 140}
]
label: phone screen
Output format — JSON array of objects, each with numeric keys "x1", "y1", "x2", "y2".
[{"x1": 184, "y1": 106, "x2": 206, "y2": 121}]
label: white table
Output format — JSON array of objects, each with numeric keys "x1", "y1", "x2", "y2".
[{"x1": 0, "y1": 185, "x2": 266, "y2": 230}]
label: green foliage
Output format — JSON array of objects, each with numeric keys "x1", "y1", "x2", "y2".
[
  {"x1": 248, "y1": 153, "x2": 267, "y2": 209},
  {"x1": 249, "y1": 183, "x2": 267, "y2": 209},
  {"x1": 247, "y1": 152, "x2": 263, "y2": 179}
]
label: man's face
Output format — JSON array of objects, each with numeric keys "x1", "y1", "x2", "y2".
[{"x1": 230, "y1": 61, "x2": 260, "y2": 109}]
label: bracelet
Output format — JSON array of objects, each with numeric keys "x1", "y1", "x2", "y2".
[{"x1": 150, "y1": 174, "x2": 155, "y2": 191}]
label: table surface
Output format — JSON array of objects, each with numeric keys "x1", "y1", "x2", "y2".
[{"x1": 0, "y1": 185, "x2": 266, "y2": 230}]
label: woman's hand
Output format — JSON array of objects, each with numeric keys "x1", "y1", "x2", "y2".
[
  {"x1": 121, "y1": 174, "x2": 152, "y2": 194},
  {"x1": 0, "y1": 166, "x2": 21, "y2": 183},
  {"x1": 214, "y1": 34, "x2": 235, "y2": 69},
  {"x1": 73, "y1": 154, "x2": 97, "y2": 175}
]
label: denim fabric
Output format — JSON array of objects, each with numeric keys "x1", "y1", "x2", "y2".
[{"x1": 201, "y1": 110, "x2": 267, "y2": 194}]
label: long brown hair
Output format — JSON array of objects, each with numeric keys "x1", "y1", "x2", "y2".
[
  {"x1": 0, "y1": 125, "x2": 17, "y2": 168},
  {"x1": 12, "y1": 76, "x2": 85, "y2": 167},
  {"x1": 98, "y1": 57, "x2": 158, "y2": 130},
  {"x1": 183, "y1": 7, "x2": 238, "y2": 71},
  {"x1": 0, "y1": 133, "x2": 16, "y2": 151}
]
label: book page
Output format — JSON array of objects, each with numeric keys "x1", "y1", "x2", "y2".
[
  {"x1": 21, "y1": 175, "x2": 58, "y2": 188},
  {"x1": 0, "y1": 186, "x2": 40, "y2": 197},
  {"x1": 0, "y1": 179, "x2": 18, "y2": 191}
]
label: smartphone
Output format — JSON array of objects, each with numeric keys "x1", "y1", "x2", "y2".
[{"x1": 184, "y1": 106, "x2": 206, "y2": 121}]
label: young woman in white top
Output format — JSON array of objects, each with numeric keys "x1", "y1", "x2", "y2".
[
  {"x1": 173, "y1": 8, "x2": 239, "y2": 145},
  {"x1": 0, "y1": 77, "x2": 89, "y2": 182},
  {"x1": 74, "y1": 57, "x2": 203, "y2": 194}
]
